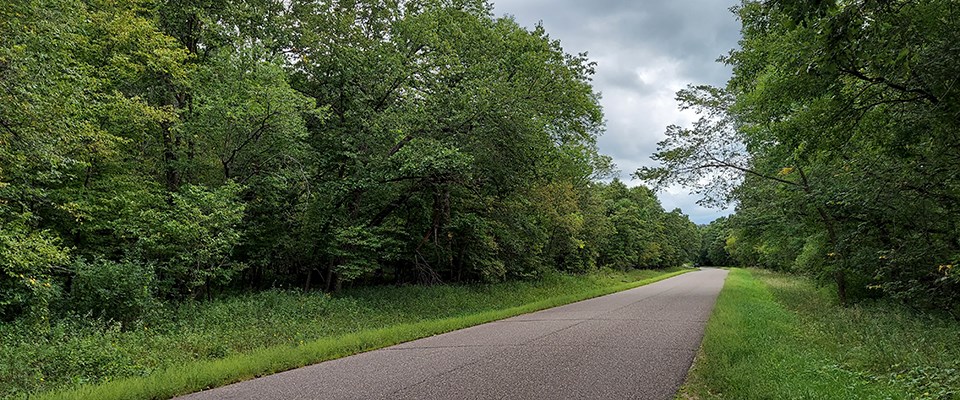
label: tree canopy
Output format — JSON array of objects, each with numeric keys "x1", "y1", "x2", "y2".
[{"x1": 641, "y1": 0, "x2": 960, "y2": 313}]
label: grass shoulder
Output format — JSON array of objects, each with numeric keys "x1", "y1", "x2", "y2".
[
  {"x1": 2, "y1": 267, "x2": 690, "y2": 400},
  {"x1": 679, "y1": 268, "x2": 960, "y2": 400}
]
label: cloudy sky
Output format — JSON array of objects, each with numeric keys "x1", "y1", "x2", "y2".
[{"x1": 490, "y1": 0, "x2": 742, "y2": 224}]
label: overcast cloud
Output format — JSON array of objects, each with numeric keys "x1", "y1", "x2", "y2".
[{"x1": 491, "y1": 0, "x2": 741, "y2": 224}]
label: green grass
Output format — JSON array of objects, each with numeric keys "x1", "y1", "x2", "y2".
[
  {"x1": 0, "y1": 267, "x2": 689, "y2": 400},
  {"x1": 679, "y1": 268, "x2": 960, "y2": 400}
]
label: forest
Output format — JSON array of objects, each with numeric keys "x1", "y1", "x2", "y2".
[
  {"x1": 644, "y1": 0, "x2": 960, "y2": 316},
  {"x1": 5, "y1": 0, "x2": 960, "y2": 398},
  {"x1": 0, "y1": 0, "x2": 701, "y2": 328}
]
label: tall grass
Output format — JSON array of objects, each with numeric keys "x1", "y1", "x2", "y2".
[
  {"x1": 1, "y1": 267, "x2": 688, "y2": 400},
  {"x1": 679, "y1": 268, "x2": 960, "y2": 400}
]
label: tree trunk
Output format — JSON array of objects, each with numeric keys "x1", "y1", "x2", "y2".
[
  {"x1": 304, "y1": 268, "x2": 313, "y2": 292},
  {"x1": 161, "y1": 122, "x2": 180, "y2": 194},
  {"x1": 835, "y1": 270, "x2": 848, "y2": 305},
  {"x1": 798, "y1": 167, "x2": 848, "y2": 304},
  {"x1": 324, "y1": 265, "x2": 334, "y2": 292}
]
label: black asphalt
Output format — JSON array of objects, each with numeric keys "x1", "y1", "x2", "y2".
[{"x1": 178, "y1": 268, "x2": 728, "y2": 400}]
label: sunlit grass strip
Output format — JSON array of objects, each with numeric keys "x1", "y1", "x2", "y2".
[
  {"x1": 678, "y1": 268, "x2": 907, "y2": 399},
  {"x1": 44, "y1": 269, "x2": 691, "y2": 400}
]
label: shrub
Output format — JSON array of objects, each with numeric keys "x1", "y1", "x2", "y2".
[
  {"x1": 0, "y1": 217, "x2": 69, "y2": 323},
  {"x1": 69, "y1": 258, "x2": 157, "y2": 325},
  {"x1": 135, "y1": 183, "x2": 246, "y2": 299}
]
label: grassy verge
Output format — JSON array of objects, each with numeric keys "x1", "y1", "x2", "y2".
[
  {"x1": 1, "y1": 267, "x2": 689, "y2": 400},
  {"x1": 678, "y1": 268, "x2": 960, "y2": 400}
]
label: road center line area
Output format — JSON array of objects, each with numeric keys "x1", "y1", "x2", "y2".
[{"x1": 178, "y1": 268, "x2": 728, "y2": 400}]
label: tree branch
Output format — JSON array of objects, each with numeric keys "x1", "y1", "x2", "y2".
[
  {"x1": 698, "y1": 158, "x2": 801, "y2": 187},
  {"x1": 839, "y1": 67, "x2": 940, "y2": 105}
]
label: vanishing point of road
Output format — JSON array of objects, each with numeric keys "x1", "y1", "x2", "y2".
[{"x1": 179, "y1": 268, "x2": 729, "y2": 400}]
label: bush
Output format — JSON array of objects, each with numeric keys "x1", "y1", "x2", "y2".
[
  {"x1": 135, "y1": 183, "x2": 246, "y2": 299},
  {"x1": 793, "y1": 233, "x2": 826, "y2": 274},
  {"x1": 69, "y1": 258, "x2": 157, "y2": 325},
  {"x1": 0, "y1": 217, "x2": 69, "y2": 323}
]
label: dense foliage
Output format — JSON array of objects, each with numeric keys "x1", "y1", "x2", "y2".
[
  {"x1": 695, "y1": 217, "x2": 735, "y2": 267},
  {"x1": 642, "y1": 0, "x2": 960, "y2": 314},
  {"x1": 0, "y1": 0, "x2": 700, "y2": 325}
]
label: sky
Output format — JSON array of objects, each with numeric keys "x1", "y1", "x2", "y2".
[{"x1": 490, "y1": 0, "x2": 742, "y2": 224}]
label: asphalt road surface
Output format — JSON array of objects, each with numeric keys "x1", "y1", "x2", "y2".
[{"x1": 179, "y1": 268, "x2": 728, "y2": 400}]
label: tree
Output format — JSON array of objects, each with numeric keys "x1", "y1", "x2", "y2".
[
  {"x1": 697, "y1": 217, "x2": 734, "y2": 267},
  {"x1": 0, "y1": 0, "x2": 188, "y2": 320},
  {"x1": 287, "y1": 0, "x2": 607, "y2": 286},
  {"x1": 640, "y1": 0, "x2": 960, "y2": 311}
]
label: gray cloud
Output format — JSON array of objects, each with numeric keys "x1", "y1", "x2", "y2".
[
  {"x1": 596, "y1": 64, "x2": 653, "y2": 95},
  {"x1": 492, "y1": 0, "x2": 740, "y2": 224}
]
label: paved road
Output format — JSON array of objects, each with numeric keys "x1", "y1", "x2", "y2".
[{"x1": 179, "y1": 268, "x2": 728, "y2": 400}]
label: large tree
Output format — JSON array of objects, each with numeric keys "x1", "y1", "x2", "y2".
[
  {"x1": 640, "y1": 0, "x2": 960, "y2": 310},
  {"x1": 286, "y1": 0, "x2": 608, "y2": 287}
]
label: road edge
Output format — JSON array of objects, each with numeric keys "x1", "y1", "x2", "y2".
[{"x1": 43, "y1": 268, "x2": 696, "y2": 400}]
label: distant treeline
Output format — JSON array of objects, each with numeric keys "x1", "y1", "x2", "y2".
[
  {"x1": 0, "y1": 0, "x2": 699, "y2": 325},
  {"x1": 646, "y1": 0, "x2": 960, "y2": 316}
]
